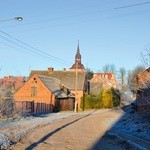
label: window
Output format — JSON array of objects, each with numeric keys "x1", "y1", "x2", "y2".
[{"x1": 31, "y1": 86, "x2": 37, "y2": 97}]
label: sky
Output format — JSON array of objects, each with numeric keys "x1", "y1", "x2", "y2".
[{"x1": 0, "y1": 0, "x2": 150, "y2": 77}]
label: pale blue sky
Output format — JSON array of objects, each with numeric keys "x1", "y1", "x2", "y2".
[{"x1": 0, "y1": 0, "x2": 150, "y2": 77}]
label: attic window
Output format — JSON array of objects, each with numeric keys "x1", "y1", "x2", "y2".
[
  {"x1": 33, "y1": 77, "x2": 37, "y2": 83},
  {"x1": 31, "y1": 86, "x2": 37, "y2": 97}
]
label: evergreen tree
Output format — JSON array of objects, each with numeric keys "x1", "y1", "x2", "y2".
[{"x1": 102, "y1": 89, "x2": 113, "y2": 108}]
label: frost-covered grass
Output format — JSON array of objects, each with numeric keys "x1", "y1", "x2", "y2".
[
  {"x1": 0, "y1": 106, "x2": 149, "y2": 150},
  {"x1": 112, "y1": 105, "x2": 150, "y2": 141},
  {"x1": 0, "y1": 112, "x2": 78, "y2": 149},
  {"x1": 0, "y1": 110, "x2": 107, "y2": 149}
]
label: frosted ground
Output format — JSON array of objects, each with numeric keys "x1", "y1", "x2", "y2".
[{"x1": 0, "y1": 106, "x2": 150, "y2": 150}]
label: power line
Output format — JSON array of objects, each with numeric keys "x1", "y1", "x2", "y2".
[
  {"x1": 0, "y1": 40, "x2": 48, "y2": 61},
  {"x1": 7, "y1": 8, "x2": 150, "y2": 33},
  {"x1": 0, "y1": 30, "x2": 71, "y2": 65},
  {"x1": 3, "y1": 1, "x2": 150, "y2": 28},
  {"x1": 114, "y1": 1, "x2": 150, "y2": 10},
  {"x1": 0, "y1": 36, "x2": 61, "y2": 63}
]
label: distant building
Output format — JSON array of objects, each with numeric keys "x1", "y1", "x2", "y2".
[
  {"x1": 136, "y1": 67, "x2": 150, "y2": 113},
  {"x1": 0, "y1": 76, "x2": 26, "y2": 90},
  {"x1": 136, "y1": 67, "x2": 150, "y2": 89},
  {"x1": 90, "y1": 73, "x2": 117, "y2": 94}
]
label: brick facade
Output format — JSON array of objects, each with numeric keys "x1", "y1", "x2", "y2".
[
  {"x1": 90, "y1": 73, "x2": 117, "y2": 94},
  {"x1": 0, "y1": 76, "x2": 26, "y2": 90},
  {"x1": 14, "y1": 75, "x2": 74, "y2": 114}
]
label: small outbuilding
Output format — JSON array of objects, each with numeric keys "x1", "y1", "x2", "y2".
[{"x1": 14, "y1": 74, "x2": 75, "y2": 115}]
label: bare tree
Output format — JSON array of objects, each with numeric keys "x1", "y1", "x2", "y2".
[
  {"x1": 119, "y1": 67, "x2": 126, "y2": 93},
  {"x1": 140, "y1": 47, "x2": 150, "y2": 67},
  {"x1": 128, "y1": 66, "x2": 145, "y2": 93},
  {"x1": 102, "y1": 64, "x2": 116, "y2": 74},
  {"x1": 0, "y1": 85, "x2": 14, "y2": 118}
]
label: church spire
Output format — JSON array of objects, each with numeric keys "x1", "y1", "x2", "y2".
[
  {"x1": 77, "y1": 40, "x2": 80, "y2": 54},
  {"x1": 70, "y1": 41, "x2": 85, "y2": 71},
  {"x1": 75, "y1": 40, "x2": 81, "y2": 62}
]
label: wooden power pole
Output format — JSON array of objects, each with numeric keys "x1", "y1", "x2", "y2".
[{"x1": 74, "y1": 61, "x2": 78, "y2": 112}]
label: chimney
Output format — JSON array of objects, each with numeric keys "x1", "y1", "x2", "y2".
[{"x1": 47, "y1": 67, "x2": 54, "y2": 73}]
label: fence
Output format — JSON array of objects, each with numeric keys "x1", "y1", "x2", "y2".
[
  {"x1": 15, "y1": 101, "x2": 34, "y2": 116},
  {"x1": 15, "y1": 99, "x2": 74, "y2": 115}
]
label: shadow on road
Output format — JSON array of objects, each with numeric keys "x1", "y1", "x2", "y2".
[
  {"x1": 90, "y1": 103, "x2": 150, "y2": 150},
  {"x1": 25, "y1": 110, "x2": 96, "y2": 150}
]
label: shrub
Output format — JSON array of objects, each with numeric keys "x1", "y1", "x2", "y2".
[
  {"x1": 81, "y1": 88, "x2": 121, "y2": 110},
  {"x1": 111, "y1": 88, "x2": 121, "y2": 107},
  {"x1": 81, "y1": 93, "x2": 102, "y2": 110},
  {"x1": 0, "y1": 98, "x2": 14, "y2": 118},
  {"x1": 0, "y1": 85, "x2": 14, "y2": 118},
  {"x1": 102, "y1": 89, "x2": 113, "y2": 108}
]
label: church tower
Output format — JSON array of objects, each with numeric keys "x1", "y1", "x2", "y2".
[{"x1": 70, "y1": 42, "x2": 86, "y2": 71}]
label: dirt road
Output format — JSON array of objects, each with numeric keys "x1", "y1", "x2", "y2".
[{"x1": 11, "y1": 109, "x2": 130, "y2": 150}]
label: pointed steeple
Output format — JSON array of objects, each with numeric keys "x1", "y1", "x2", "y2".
[
  {"x1": 77, "y1": 40, "x2": 80, "y2": 54},
  {"x1": 70, "y1": 41, "x2": 85, "y2": 71},
  {"x1": 75, "y1": 40, "x2": 81, "y2": 62}
]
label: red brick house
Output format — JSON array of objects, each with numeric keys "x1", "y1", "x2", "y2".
[
  {"x1": 29, "y1": 44, "x2": 87, "y2": 110},
  {"x1": 90, "y1": 73, "x2": 117, "y2": 94},
  {"x1": 29, "y1": 69, "x2": 87, "y2": 110},
  {"x1": 0, "y1": 76, "x2": 26, "y2": 90},
  {"x1": 136, "y1": 67, "x2": 150, "y2": 89},
  {"x1": 14, "y1": 74, "x2": 74, "y2": 114},
  {"x1": 136, "y1": 67, "x2": 150, "y2": 112}
]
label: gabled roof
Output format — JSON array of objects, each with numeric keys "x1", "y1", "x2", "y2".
[
  {"x1": 91, "y1": 73, "x2": 114, "y2": 81},
  {"x1": 30, "y1": 70, "x2": 86, "y2": 90},
  {"x1": 91, "y1": 73, "x2": 117, "y2": 84},
  {"x1": 37, "y1": 75, "x2": 72, "y2": 98}
]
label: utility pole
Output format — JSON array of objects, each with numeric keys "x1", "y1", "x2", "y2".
[{"x1": 74, "y1": 61, "x2": 78, "y2": 112}]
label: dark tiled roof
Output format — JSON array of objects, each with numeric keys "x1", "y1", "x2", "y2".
[
  {"x1": 70, "y1": 63, "x2": 85, "y2": 70},
  {"x1": 30, "y1": 70, "x2": 86, "y2": 90},
  {"x1": 37, "y1": 75, "x2": 68, "y2": 98}
]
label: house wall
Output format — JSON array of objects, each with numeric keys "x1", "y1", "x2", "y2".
[
  {"x1": 137, "y1": 70, "x2": 150, "y2": 88},
  {"x1": 90, "y1": 73, "x2": 117, "y2": 94},
  {"x1": 71, "y1": 90, "x2": 84, "y2": 110},
  {"x1": 0, "y1": 76, "x2": 25, "y2": 90},
  {"x1": 14, "y1": 75, "x2": 55, "y2": 106}
]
